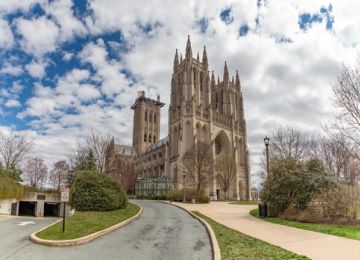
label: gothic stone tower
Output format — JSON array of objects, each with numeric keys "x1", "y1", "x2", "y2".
[
  {"x1": 166, "y1": 36, "x2": 250, "y2": 200},
  {"x1": 131, "y1": 91, "x2": 165, "y2": 155}
]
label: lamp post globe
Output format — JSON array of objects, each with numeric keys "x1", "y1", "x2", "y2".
[{"x1": 264, "y1": 136, "x2": 270, "y2": 176}]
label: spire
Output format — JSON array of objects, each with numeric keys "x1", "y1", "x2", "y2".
[
  {"x1": 232, "y1": 76, "x2": 234, "y2": 84},
  {"x1": 180, "y1": 53, "x2": 183, "y2": 63},
  {"x1": 235, "y1": 70, "x2": 240, "y2": 87},
  {"x1": 197, "y1": 52, "x2": 199, "y2": 62},
  {"x1": 173, "y1": 49, "x2": 179, "y2": 72},
  {"x1": 202, "y1": 46, "x2": 208, "y2": 68},
  {"x1": 217, "y1": 75, "x2": 220, "y2": 84},
  {"x1": 211, "y1": 70, "x2": 215, "y2": 87},
  {"x1": 223, "y1": 61, "x2": 229, "y2": 82},
  {"x1": 185, "y1": 35, "x2": 192, "y2": 59}
]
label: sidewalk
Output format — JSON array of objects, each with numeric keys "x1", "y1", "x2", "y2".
[{"x1": 173, "y1": 201, "x2": 360, "y2": 260}]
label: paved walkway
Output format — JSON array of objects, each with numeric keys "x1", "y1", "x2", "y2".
[{"x1": 173, "y1": 201, "x2": 360, "y2": 260}]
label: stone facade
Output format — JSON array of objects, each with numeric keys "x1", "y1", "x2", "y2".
[{"x1": 117, "y1": 36, "x2": 250, "y2": 200}]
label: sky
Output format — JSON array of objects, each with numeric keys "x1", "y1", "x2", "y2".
[{"x1": 0, "y1": 0, "x2": 359, "y2": 182}]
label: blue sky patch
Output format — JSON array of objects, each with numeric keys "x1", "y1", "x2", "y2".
[
  {"x1": 220, "y1": 8, "x2": 233, "y2": 24},
  {"x1": 299, "y1": 4, "x2": 334, "y2": 31},
  {"x1": 239, "y1": 24, "x2": 249, "y2": 37}
]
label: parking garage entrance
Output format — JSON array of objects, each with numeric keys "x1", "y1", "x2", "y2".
[
  {"x1": 18, "y1": 201, "x2": 36, "y2": 216},
  {"x1": 44, "y1": 202, "x2": 60, "y2": 217}
]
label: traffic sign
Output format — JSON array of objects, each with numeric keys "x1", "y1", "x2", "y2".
[{"x1": 60, "y1": 188, "x2": 70, "y2": 202}]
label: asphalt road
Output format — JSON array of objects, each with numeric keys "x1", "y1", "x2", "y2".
[{"x1": 0, "y1": 200, "x2": 212, "y2": 260}]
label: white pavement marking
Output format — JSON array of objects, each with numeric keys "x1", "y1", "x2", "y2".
[{"x1": 17, "y1": 221, "x2": 35, "y2": 226}]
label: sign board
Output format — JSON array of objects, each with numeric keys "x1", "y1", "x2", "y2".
[
  {"x1": 60, "y1": 188, "x2": 70, "y2": 202},
  {"x1": 37, "y1": 194, "x2": 46, "y2": 200}
]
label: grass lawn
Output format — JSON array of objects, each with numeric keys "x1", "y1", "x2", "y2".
[
  {"x1": 229, "y1": 200, "x2": 259, "y2": 205},
  {"x1": 36, "y1": 203, "x2": 140, "y2": 240},
  {"x1": 250, "y1": 208, "x2": 360, "y2": 241},
  {"x1": 192, "y1": 211, "x2": 308, "y2": 260}
]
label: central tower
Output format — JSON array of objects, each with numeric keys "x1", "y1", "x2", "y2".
[{"x1": 131, "y1": 91, "x2": 165, "y2": 155}]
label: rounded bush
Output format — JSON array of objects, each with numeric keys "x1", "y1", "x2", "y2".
[{"x1": 71, "y1": 171, "x2": 127, "y2": 211}]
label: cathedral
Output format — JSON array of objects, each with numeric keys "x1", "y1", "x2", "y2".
[{"x1": 116, "y1": 36, "x2": 250, "y2": 200}]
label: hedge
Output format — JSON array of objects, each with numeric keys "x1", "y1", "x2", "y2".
[{"x1": 71, "y1": 171, "x2": 127, "y2": 211}]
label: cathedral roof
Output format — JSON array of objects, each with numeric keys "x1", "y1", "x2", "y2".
[
  {"x1": 115, "y1": 144, "x2": 138, "y2": 156},
  {"x1": 146, "y1": 136, "x2": 168, "y2": 152},
  {"x1": 130, "y1": 96, "x2": 165, "y2": 110}
]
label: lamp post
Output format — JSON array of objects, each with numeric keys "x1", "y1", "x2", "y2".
[
  {"x1": 264, "y1": 136, "x2": 270, "y2": 176},
  {"x1": 182, "y1": 171, "x2": 186, "y2": 203}
]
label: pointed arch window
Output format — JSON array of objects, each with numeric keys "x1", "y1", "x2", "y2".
[
  {"x1": 154, "y1": 114, "x2": 157, "y2": 123},
  {"x1": 149, "y1": 112, "x2": 152, "y2": 122},
  {"x1": 144, "y1": 133, "x2": 147, "y2": 142},
  {"x1": 200, "y1": 72, "x2": 203, "y2": 92},
  {"x1": 153, "y1": 135, "x2": 156, "y2": 143},
  {"x1": 145, "y1": 111, "x2": 148, "y2": 121}
]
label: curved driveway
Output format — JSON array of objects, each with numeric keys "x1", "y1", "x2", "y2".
[{"x1": 0, "y1": 200, "x2": 212, "y2": 260}]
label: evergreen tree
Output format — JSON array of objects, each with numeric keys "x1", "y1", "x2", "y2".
[
  {"x1": 86, "y1": 150, "x2": 97, "y2": 171},
  {"x1": 105, "y1": 137, "x2": 116, "y2": 175}
]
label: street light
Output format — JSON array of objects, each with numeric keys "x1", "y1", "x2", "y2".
[
  {"x1": 264, "y1": 136, "x2": 270, "y2": 176},
  {"x1": 182, "y1": 171, "x2": 186, "y2": 203}
]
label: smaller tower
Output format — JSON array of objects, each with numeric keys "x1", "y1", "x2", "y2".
[{"x1": 131, "y1": 91, "x2": 165, "y2": 155}]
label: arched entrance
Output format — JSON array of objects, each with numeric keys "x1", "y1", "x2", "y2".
[{"x1": 214, "y1": 131, "x2": 231, "y2": 156}]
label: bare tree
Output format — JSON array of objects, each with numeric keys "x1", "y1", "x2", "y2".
[
  {"x1": 67, "y1": 141, "x2": 87, "y2": 169},
  {"x1": 86, "y1": 130, "x2": 112, "y2": 174},
  {"x1": 215, "y1": 155, "x2": 236, "y2": 200},
  {"x1": 112, "y1": 158, "x2": 137, "y2": 194},
  {"x1": 68, "y1": 131, "x2": 112, "y2": 174},
  {"x1": 331, "y1": 61, "x2": 360, "y2": 155},
  {"x1": 316, "y1": 135, "x2": 351, "y2": 180},
  {"x1": 269, "y1": 125, "x2": 314, "y2": 161},
  {"x1": 0, "y1": 131, "x2": 33, "y2": 170},
  {"x1": 181, "y1": 141, "x2": 213, "y2": 197},
  {"x1": 49, "y1": 160, "x2": 70, "y2": 190},
  {"x1": 23, "y1": 157, "x2": 48, "y2": 189}
]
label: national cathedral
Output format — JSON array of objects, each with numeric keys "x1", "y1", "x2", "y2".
[{"x1": 116, "y1": 36, "x2": 250, "y2": 200}]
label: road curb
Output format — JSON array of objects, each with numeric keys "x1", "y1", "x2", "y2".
[
  {"x1": 30, "y1": 207, "x2": 143, "y2": 247},
  {"x1": 162, "y1": 201, "x2": 221, "y2": 260}
]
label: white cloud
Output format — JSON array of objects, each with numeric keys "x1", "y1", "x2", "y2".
[
  {"x1": 0, "y1": 63, "x2": 23, "y2": 76},
  {"x1": 62, "y1": 51, "x2": 74, "y2": 61},
  {"x1": 44, "y1": 0, "x2": 87, "y2": 41},
  {"x1": 25, "y1": 60, "x2": 47, "y2": 78},
  {"x1": 15, "y1": 16, "x2": 60, "y2": 57},
  {"x1": 0, "y1": 19, "x2": 14, "y2": 49},
  {"x1": 5, "y1": 99, "x2": 21, "y2": 108},
  {"x1": 77, "y1": 84, "x2": 101, "y2": 101},
  {"x1": 79, "y1": 39, "x2": 130, "y2": 97},
  {"x1": 0, "y1": 0, "x2": 45, "y2": 15}
]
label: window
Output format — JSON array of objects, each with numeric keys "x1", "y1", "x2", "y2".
[
  {"x1": 154, "y1": 114, "x2": 157, "y2": 123},
  {"x1": 200, "y1": 72, "x2": 203, "y2": 92},
  {"x1": 149, "y1": 112, "x2": 152, "y2": 122},
  {"x1": 215, "y1": 138, "x2": 222, "y2": 155},
  {"x1": 144, "y1": 134, "x2": 147, "y2": 142},
  {"x1": 145, "y1": 111, "x2": 148, "y2": 121},
  {"x1": 153, "y1": 136, "x2": 156, "y2": 143}
]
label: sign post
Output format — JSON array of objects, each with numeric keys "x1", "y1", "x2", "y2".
[{"x1": 60, "y1": 188, "x2": 69, "y2": 233}]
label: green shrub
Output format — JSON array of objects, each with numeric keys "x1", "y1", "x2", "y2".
[
  {"x1": 165, "y1": 189, "x2": 210, "y2": 203},
  {"x1": 136, "y1": 194, "x2": 167, "y2": 200},
  {"x1": 71, "y1": 171, "x2": 127, "y2": 211},
  {"x1": 165, "y1": 190, "x2": 182, "y2": 201},
  {"x1": 198, "y1": 194, "x2": 210, "y2": 203},
  {"x1": 261, "y1": 158, "x2": 334, "y2": 215}
]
